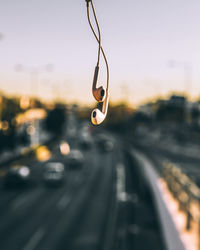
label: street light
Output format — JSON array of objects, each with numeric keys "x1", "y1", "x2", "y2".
[
  {"x1": 15, "y1": 63, "x2": 54, "y2": 146},
  {"x1": 15, "y1": 63, "x2": 54, "y2": 104},
  {"x1": 43, "y1": 80, "x2": 69, "y2": 103}
]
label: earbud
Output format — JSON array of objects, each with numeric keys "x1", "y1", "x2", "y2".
[
  {"x1": 85, "y1": 0, "x2": 110, "y2": 125},
  {"x1": 92, "y1": 65, "x2": 106, "y2": 102},
  {"x1": 91, "y1": 91, "x2": 109, "y2": 125}
]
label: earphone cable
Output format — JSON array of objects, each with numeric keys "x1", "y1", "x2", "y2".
[
  {"x1": 90, "y1": 1, "x2": 101, "y2": 66},
  {"x1": 86, "y1": 1, "x2": 109, "y2": 90}
]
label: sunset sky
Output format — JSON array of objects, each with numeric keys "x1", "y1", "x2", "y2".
[{"x1": 0, "y1": 0, "x2": 200, "y2": 106}]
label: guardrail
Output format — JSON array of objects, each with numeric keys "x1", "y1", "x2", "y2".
[{"x1": 163, "y1": 162, "x2": 200, "y2": 250}]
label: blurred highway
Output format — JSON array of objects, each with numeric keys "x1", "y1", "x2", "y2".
[
  {"x1": 131, "y1": 135, "x2": 200, "y2": 187},
  {"x1": 0, "y1": 118, "x2": 166, "y2": 250},
  {"x1": 130, "y1": 130, "x2": 200, "y2": 250},
  {"x1": 0, "y1": 143, "x2": 112, "y2": 249}
]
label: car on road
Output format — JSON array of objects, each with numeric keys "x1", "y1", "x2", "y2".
[
  {"x1": 78, "y1": 131, "x2": 93, "y2": 150},
  {"x1": 95, "y1": 134, "x2": 114, "y2": 152},
  {"x1": 4, "y1": 165, "x2": 31, "y2": 188},
  {"x1": 43, "y1": 162, "x2": 65, "y2": 186},
  {"x1": 78, "y1": 123, "x2": 93, "y2": 150},
  {"x1": 66, "y1": 149, "x2": 84, "y2": 169}
]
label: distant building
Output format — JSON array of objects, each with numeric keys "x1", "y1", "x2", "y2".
[
  {"x1": 167, "y1": 95, "x2": 186, "y2": 107},
  {"x1": 135, "y1": 94, "x2": 200, "y2": 126}
]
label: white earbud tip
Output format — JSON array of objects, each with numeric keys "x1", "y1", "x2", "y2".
[{"x1": 91, "y1": 108, "x2": 105, "y2": 125}]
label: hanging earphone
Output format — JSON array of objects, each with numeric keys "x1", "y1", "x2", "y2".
[
  {"x1": 85, "y1": 0, "x2": 110, "y2": 125},
  {"x1": 91, "y1": 90, "x2": 109, "y2": 125},
  {"x1": 92, "y1": 65, "x2": 106, "y2": 102}
]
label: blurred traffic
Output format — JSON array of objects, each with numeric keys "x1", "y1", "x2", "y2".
[{"x1": 0, "y1": 92, "x2": 200, "y2": 250}]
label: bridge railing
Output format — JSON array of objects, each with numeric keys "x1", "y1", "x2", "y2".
[{"x1": 163, "y1": 162, "x2": 200, "y2": 250}]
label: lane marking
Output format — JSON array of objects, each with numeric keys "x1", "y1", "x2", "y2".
[
  {"x1": 73, "y1": 234, "x2": 98, "y2": 246},
  {"x1": 22, "y1": 228, "x2": 45, "y2": 250},
  {"x1": 116, "y1": 163, "x2": 127, "y2": 201},
  {"x1": 12, "y1": 194, "x2": 28, "y2": 210},
  {"x1": 57, "y1": 195, "x2": 71, "y2": 210},
  {"x1": 11, "y1": 189, "x2": 42, "y2": 211}
]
